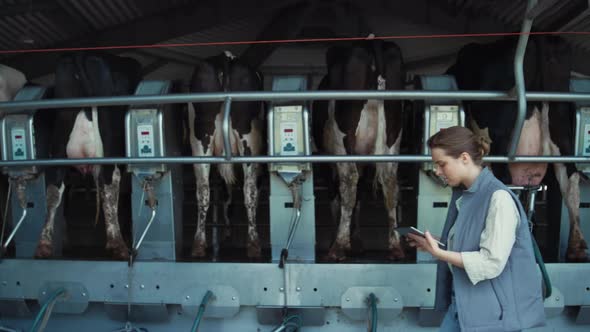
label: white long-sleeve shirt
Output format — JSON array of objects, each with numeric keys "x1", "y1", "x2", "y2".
[{"x1": 448, "y1": 190, "x2": 520, "y2": 285}]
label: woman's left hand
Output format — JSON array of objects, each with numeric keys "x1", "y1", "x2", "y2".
[{"x1": 407, "y1": 231, "x2": 444, "y2": 258}]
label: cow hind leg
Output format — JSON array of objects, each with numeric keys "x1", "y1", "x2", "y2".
[
  {"x1": 101, "y1": 166, "x2": 128, "y2": 260},
  {"x1": 377, "y1": 162, "x2": 404, "y2": 260},
  {"x1": 243, "y1": 162, "x2": 261, "y2": 258},
  {"x1": 327, "y1": 162, "x2": 358, "y2": 261},
  {"x1": 562, "y1": 172, "x2": 588, "y2": 262},
  {"x1": 35, "y1": 182, "x2": 65, "y2": 258},
  {"x1": 192, "y1": 162, "x2": 211, "y2": 257}
]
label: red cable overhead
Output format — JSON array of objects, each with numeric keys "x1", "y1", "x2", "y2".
[{"x1": 1, "y1": 31, "x2": 589, "y2": 55}]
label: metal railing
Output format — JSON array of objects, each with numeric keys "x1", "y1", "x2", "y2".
[
  {"x1": 3, "y1": 90, "x2": 590, "y2": 113},
  {"x1": 1, "y1": 89, "x2": 590, "y2": 167}
]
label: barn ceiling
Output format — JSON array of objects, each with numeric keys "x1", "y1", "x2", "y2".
[{"x1": 1, "y1": 0, "x2": 590, "y2": 83}]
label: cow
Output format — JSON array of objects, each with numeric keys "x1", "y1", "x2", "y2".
[
  {"x1": 34, "y1": 53, "x2": 142, "y2": 260},
  {"x1": 448, "y1": 35, "x2": 588, "y2": 262},
  {"x1": 188, "y1": 52, "x2": 265, "y2": 258},
  {"x1": 313, "y1": 39, "x2": 406, "y2": 261}
]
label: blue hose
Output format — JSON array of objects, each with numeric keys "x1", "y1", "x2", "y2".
[
  {"x1": 271, "y1": 315, "x2": 301, "y2": 332},
  {"x1": 283, "y1": 315, "x2": 301, "y2": 331},
  {"x1": 531, "y1": 237, "x2": 552, "y2": 298},
  {"x1": 29, "y1": 287, "x2": 67, "y2": 332},
  {"x1": 368, "y1": 293, "x2": 377, "y2": 332},
  {"x1": 190, "y1": 290, "x2": 213, "y2": 332}
]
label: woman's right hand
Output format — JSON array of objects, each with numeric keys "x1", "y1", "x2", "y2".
[
  {"x1": 405, "y1": 233, "x2": 440, "y2": 249},
  {"x1": 406, "y1": 233, "x2": 427, "y2": 251},
  {"x1": 406, "y1": 232, "x2": 444, "y2": 257}
]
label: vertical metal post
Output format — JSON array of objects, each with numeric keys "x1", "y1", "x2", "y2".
[
  {"x1": 268, "y1": 106, "x2": 275, "y2": 156},
  {"x1": 508, "y1": 0, "x2": 538, "y2": 158},
  {"x1": 302, "y1": 106, "x2": 311, "y2": 156},
  {"x1": 222, "y1": 97, "x2": 232, "y2": 161}
]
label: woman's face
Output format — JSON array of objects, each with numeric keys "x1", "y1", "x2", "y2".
[{"x1": 431, "y1": 147, "x2": 467, "y2": 187}]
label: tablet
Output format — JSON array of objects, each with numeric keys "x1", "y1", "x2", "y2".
[{"x1": 397, "y1": 226, "x2": 446, "y2": 247}]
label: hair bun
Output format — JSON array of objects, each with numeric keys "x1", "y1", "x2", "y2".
[{"x1": 478, "y1": 135, "x2": 491, "y2": 157}]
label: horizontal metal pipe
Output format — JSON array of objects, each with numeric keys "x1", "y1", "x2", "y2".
[
  {"x1": 1, "y1": 155, "x2": 589, "y2": 167},
  {"x1": 506, "y1": 185, "x2": 545, "y2": 191},
  {"x1": 2, "y1": 90, "x2": 590, "y2": 113}
]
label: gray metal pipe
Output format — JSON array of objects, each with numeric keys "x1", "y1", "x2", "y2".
[
  {"x1": 222, "y1": 97, "x2": 232, "y2": 161},
  {"x1": 5, "y1": 90, "x2": 590, "y2": 113},
  {"x1": 508, "y1": 0, "x2": 537, "y2": 159},
  {"x1": 0, "y1": 155, "x2": 588, "y2": 167}
]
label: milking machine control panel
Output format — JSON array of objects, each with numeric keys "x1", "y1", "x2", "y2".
[
  {"x1": 126, "y1": 81, "x2": 172, "y2": 175},
  {"x1": 275, "y1": 105, "x2": 303, "y2": 156},
  {"x1": 126, "y1": 109, "x2": 164, "y2": 174},
  {"x1": 1, "y1": 86, "x2": 47, "y2": 175},
  {"x1": 427, "y1": 105, "x2": 460, "y2": 136},
  {"x1": 136, "y1": 123, "x2": 156, "y2": 158},
  {"x1": 2, "y1": 122, "x2": 33, "y2": 166},
  {"x1": 269, "y1": 100, "x2": 310, "y2": 172},
  {"x1": 419, "y1": 76, "x2": 464, "y2": 173},
  {"x1": 10, "y1": 128, "x2": 27, "y2": 160}
]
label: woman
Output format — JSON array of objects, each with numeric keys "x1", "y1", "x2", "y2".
[{"x1": 407, "y1": 126, "x2": 545, "y2": 332}]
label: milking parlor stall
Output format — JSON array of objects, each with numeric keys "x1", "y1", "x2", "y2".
[{"x1": 0, "y1": 0, "x2": 590, "y2": 331}]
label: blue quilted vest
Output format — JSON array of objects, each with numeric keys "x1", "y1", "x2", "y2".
[{"x1": 434, "y1": 167, "x2": 546, "y2": 331}]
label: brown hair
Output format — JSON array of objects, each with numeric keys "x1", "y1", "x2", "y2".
[{"x1": 427, "y1": 126, "x2": 490, "y2": 165}]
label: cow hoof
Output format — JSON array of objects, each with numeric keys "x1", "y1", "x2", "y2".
[
  {"x1": 191, "y1": 245, "x2": 207, "y2": 258},
  {"x1": 566, "y1": 239, "x2": 589, "y2": 262},
  {"x1": 566, "y1": 248, "x2": 589, "y2": 262},
  {"x1": 106, "y1": 239, "x2": 129, "y2": 261},
  {"x1": 34, "y1": 241, "x2": 53, "y2": 259},
  {"x1": 247, "y1": 242, "x2": 261, "y2": 258},
  {"x1": 325, "y1": 244, "x2": 348, "y2": 262},
  {"x1": 387, "y1": 246, "x2": 405, "y2": 261}
]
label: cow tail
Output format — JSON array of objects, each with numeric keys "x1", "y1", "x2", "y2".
[
  {"x1": 94, "y1": 178, "x2": 100, "y2": 227},
  {"x1": 218, "y1": 164, "x2": 236, "y2": 185},
  {"x1": 93, "y1": 166, "x2": 101, "y2": 227},
  {"x1": 373, "y1": 167, "x2": 383, "y2": 198}
]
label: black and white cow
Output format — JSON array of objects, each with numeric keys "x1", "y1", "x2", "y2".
[
  {"x1": 188, "y1": 52, "x2": 265, "y2": 258},
  {"x1": 313, "y1": 40, "x2": 406, "y2": 261},
  {"x1": 34, "y1": 53, "x2": 141, "y2": 260},
  {"x1": 448, "y1": 36, "x2": 588, "y2": 262}
]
